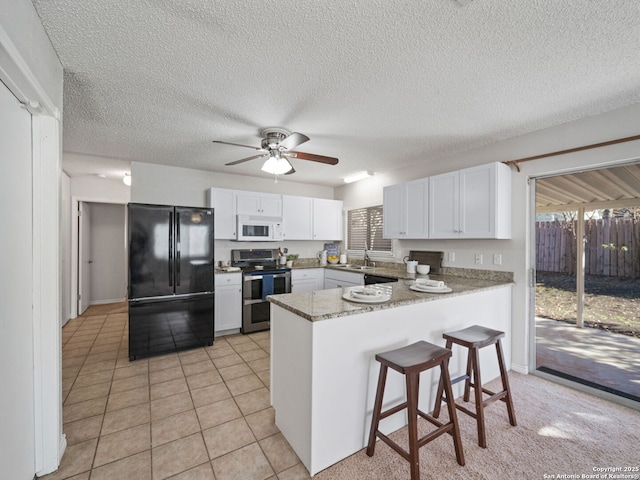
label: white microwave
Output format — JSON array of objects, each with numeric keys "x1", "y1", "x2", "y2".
[{"x1": 236, "y1": 215, "x2": 284, "y2": 242}]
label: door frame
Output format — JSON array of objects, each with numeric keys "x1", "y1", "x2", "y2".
[
  {"x1": 528, "y1": 161, "x2": 640, "y2": 410},
  {"x1": 70, "y1": 197, "x2": 128, "y2": 320},
  {"x1": 0, "y1": 25, "x2": 64, "y2": 475}
]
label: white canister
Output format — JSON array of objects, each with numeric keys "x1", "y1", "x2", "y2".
[
  {"x1": 405, "y1": 260, "x2": 418, "y2": 274},
  {"x1": 339, "y1": 253, "x2": 347, "y2": 264}
]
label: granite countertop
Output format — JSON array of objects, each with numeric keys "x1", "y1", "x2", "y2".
[{"x1": 268, "y1": 274, "x2": 513, "y2": 322}]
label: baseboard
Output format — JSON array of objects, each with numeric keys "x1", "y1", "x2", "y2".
[
  {"x1": 58, "y1": 434, "x2": 67, "y2": 464},
  {"x1": 511, "y1": 362, "x2": 529, "y2": 374},
  {"x1": 215, "y1": 328, "x2": 241, "y2": 337},
  {"x1": 90, "y1": 298, "x2": 126, "y2": 305}
]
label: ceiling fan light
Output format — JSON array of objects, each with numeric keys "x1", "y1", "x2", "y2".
[
  {"x1": 344, "y1": 171, "x2": 374, "y2": 183},
  {"x1": 261, "y1": 156, "x2": 293, "y2": 175}
]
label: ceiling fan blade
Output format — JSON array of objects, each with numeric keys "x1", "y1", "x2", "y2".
[
  {"x1": 279, "y1": 132, "x2": 310, "y2": 150},
  {"x1": 284, "y1": 166, "x2": 296, "y2": 175},
  {"x1": 213, "y1": 140, "x2": 263, "y2": 150},
  {"x1": 225, "y1": 154, "x2": 267, "y2": 166},
  {"x1": 289, "y1": 151, "x2": 339, "y2": 165}
]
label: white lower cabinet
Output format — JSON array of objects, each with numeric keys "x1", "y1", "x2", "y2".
[
  {"x1": 214, "y1": 273, "x2": 242, "y2": 334},
  {"x1": 291, "y1": 268, "x2": 325, "y2": 293},
  {"x1": 324, "y1": 269, "x2": 364, "y2": 289}
]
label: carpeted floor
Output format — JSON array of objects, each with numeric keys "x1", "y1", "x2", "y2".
[{"x1": 315, "y1": 372, "x2": 640, "y2": 480}]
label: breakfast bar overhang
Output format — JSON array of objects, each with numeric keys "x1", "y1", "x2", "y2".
[{"x1": 268, "y1": 276, "x2": 513, "y2": 476}]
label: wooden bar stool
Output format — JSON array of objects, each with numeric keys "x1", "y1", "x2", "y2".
[
  {"x1": 433, "y1": 325, "x2": 517, "y2": 448},
  {"x1": 366, "y1": 341, "x2": 465, "y2": 480}
]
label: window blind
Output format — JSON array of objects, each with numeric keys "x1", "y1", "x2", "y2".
[{"x1": 347, "y1": 206, "x2": 392, "y2": 253}]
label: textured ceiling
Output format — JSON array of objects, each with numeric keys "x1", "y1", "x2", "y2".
[{"x1": 32, "y1": 0, "x2": 640, "y2": 186}]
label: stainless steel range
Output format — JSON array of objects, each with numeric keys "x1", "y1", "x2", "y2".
[{"x1": 231, "y1": 249, "x2": 291, "y2": 333}]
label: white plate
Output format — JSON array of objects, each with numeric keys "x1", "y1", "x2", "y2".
[
  {"x1": 350, "y1": 288, "x2": 382, "y2": 300},
  {"x1": 410, "y1": 285, "x2": 452, "y2": 293},
  {"x1": 342, "y1": 292, "x2": 391, "y2": 304}
]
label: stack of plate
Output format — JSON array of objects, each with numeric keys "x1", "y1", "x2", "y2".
[
  {"x1": 343, "y1": 287, "x2": 391, "y2": 303},
  {"x1": 410, "y1": 279, "x2": 452, "y2": 293}
]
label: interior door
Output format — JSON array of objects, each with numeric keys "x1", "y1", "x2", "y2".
[{"x1": 78, "y1": 201, "x2": 91, "y2": 315}]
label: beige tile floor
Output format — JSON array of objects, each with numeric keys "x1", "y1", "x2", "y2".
[{"x1": 41, "y1": 302, "x2": 310, "y2": 480}]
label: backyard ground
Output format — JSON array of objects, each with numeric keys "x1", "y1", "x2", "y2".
[{"x1": 536, "y1": 272, "x2": 640, "y2": 338}]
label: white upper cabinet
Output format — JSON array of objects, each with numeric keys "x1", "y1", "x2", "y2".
[
  {"x1": 428, "y1": 171, "x2": 459, "y2": 239},
  {"x1": 383, "y1": 178, "x2": 428, "y2": 239},
  {"x1": 236, "y1": 192, "x2": 282, "y2": 217},
  {"x1": 312, "y1": 198, "x2": 343, "y2": 241},
  {"x1": 208, "y1": 188, "x2": 236, "y2": 239},
  {"x1": 429, "y1": 162, "x2": 511, "y2": 239},
  {"x1": 282, "y1": 195, "x2": 313, "y2": 240},
  {"x1": 210, "y1": 188, "x2": 342, "y2": 241}
]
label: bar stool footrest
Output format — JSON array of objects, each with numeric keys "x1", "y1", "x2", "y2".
[{"x1": 450, "y1": 374, "x2": 469, "y2": 385}]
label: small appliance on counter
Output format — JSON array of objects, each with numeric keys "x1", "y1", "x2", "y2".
[{"x1": 231, "y1": 248, "x2": 291, "y2": 333}]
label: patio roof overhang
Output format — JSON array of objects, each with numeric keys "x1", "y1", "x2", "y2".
[{"x1": 536, "y1": 163, "x2": 640, "y2": 213}]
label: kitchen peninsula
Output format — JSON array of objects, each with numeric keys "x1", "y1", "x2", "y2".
[{"x1": 268, "y1": 273, "x2": 513, "y2": 476}]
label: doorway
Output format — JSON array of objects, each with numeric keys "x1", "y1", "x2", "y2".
[
  {"x1": 77, "y1": 201, "x2": 127, "y2": 316},
  {"x1": 532, "y1": 164, "x2": 640, "y2": 404}
]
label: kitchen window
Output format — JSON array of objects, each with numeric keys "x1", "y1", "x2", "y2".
[{"x1": 347, "y1": 206, "x2": 392, "y2": 255}]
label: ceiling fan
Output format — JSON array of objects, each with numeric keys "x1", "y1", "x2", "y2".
[{"x1": 213, "y1": 127, "x2": 339, "y2": 176}]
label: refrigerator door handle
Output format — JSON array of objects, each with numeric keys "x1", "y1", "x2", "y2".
[
  {"x1": 176, "y1": 211, "x2": 181, "y2": 286},
  {"x1": 168, "y1": 211, "x2": 174, "y2": 286}
]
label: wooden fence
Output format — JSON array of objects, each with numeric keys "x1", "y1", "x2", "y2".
[{"x1": 536, "y1": 218, "x2": 640, "y2": 278}]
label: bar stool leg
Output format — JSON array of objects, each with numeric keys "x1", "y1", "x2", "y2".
[
  {"x1": 496, "y1": 340, "x2": 517, "y2": 426},
  {"x1": 406, "y1": 371, "x2": 420, "y2": 480},
  {"x1": 463, "y1": 349, "x2": 473, "y2": 402},
  {"x1": 441, "y1": 358, "x2": 465, "y2": 466},
  {"x1": 470, "y1": 347, "x2": 487, "y2": 448},
  {"x1": 366, "y1": 364, "x2": 388, "y2": 456},
  {"x1": 431, "y1": 339, "x2": 452, "y2": 418}
]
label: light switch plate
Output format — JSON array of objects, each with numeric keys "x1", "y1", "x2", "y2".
[
  {"x1": 448, "y1": 252, "x2": 455, "y2": 262},
  {"x1": 475, "y1": 253, "x2": 483, "y2": 265},
  {"x1": 493, "y1": 254, "x2": 502, "y2": 265}
]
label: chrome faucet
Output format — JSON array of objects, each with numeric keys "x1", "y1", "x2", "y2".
[{"x1": 364, "y1": 243, "x2": 372, "y2": 267}]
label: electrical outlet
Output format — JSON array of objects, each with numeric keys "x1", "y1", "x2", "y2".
[
  {"x1": 475, "y1": 253, "x2": 483, "y2": 265},
  {"x1": 448, "y1": 252, "x2": 455, "y2": 262},
  {"x1": 493, "y1": 254, "x2": 502, "y2": 265}
]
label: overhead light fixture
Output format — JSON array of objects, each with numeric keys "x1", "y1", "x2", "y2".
[
  {"x1": 261, "y1": 153, "x2": 294, "y2": 175},
  {"x1": 123, "y1": 173, "x2": 132, "y2": 186},
  {"x1": 344, "y1": 171, "x2": 374, "y2": 184}
]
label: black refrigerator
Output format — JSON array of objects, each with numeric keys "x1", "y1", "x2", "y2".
[{"x1": 128, "y1": 203, "x2": 214, "y2": 360}]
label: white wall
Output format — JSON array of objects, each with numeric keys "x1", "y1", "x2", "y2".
[
  {"x1": 89, "y1": 203, "x2": 127, "y2": 304},
  {"x1": 336, "y1": 102, "x2": 640, "y2": 374},
  {"x1": 70, "y1": 175, "x2": 131, "y2": 203},
  {"x1": 130, "y1": 162, "x2": 334, "y2": 207},
  {"x1": 0, "y1": 0, "x2": 64, "y2": 476}
]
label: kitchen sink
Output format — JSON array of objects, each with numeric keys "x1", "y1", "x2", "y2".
[{"x1": 331, "y1": 264, "x2": 374, "y2": 271}]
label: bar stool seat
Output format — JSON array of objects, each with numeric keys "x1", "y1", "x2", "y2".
[
  {"x1": 367, "y1": 341, "x2": 465, "y2": 480},
  {"x1": 433, "y1": 325, "x2": 517, "y2": 448}
]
